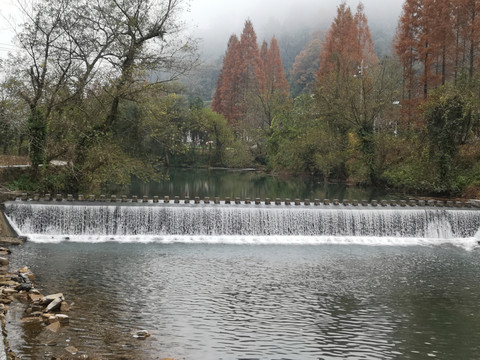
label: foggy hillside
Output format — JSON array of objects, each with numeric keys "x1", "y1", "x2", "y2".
[{"x1": 183, "y1": 0, "x2": 404, "y2": 100}]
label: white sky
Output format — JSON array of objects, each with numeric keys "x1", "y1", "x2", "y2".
[
  {"x1": 185, "y1": 0, "x2": 403, "y2": 30},
  {"x1": 0, "y1": 0, "x2": 404, "y2": 58},
  {"x1": 0, "y1": 0, "x2": 19, "y2": 57}
]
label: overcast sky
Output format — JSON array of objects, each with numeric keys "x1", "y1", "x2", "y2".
[
  {"x1": 186, "y1": 0, "x2": 404, "y2": 31},
  {"x1": 0, "y1": 0, "x2": 405, "y2": 58}
]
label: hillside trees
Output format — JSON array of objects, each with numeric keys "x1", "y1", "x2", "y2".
[
  {"x1": 386, "y1": 0, "x2": 480, "y2": 194},
  {"x1": 290, "y1": 31, "x2": 323, "y2": 97},
  {"x1": 395, "y1": 0, "x2": 480, "y2": 106}
]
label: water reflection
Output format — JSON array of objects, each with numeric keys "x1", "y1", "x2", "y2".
[
  {"x1": 6, "y1": 243, "x2": 480, "y2": 359},
  {"x1": 129, "y1": 168, "x2": 403, "y2": 201}
]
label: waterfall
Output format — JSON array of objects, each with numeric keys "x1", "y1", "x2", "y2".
[{"x1": 3, "y1": 202, "x2": 480, "y2": 247}]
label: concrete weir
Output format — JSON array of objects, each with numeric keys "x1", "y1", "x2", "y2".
[
  {"x1": 3, "y1": 194, "x2": 480, "y2": 241},
  {"x1": 10, "y1": 192, "x2": 480, "y2": 208}
]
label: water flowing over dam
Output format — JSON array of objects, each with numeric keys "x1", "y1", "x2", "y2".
[{"x1": 3, "y1": 200, "x2": 480, "y2": 247}]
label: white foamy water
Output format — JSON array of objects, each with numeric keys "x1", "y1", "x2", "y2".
[
  {"x1": 4, "y1": 201, "x2": 480, "y2": 249},
  {"x1": 16, "y1": 234, "x2": 479, "y2": 251}
]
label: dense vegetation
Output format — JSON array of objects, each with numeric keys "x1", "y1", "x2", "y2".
[{"x1": 1, "y1": 0, "x2": 479, "y2": 198}]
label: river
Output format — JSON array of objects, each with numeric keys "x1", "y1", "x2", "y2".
[
  {"x1": 4, "y1": 169, "x2": 480, "y2": 359},
  {"x1": 6, "y1": 242, "x2": 480, "y2": 359}
]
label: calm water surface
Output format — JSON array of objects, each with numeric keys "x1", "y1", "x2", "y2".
[
  {"x1": 129, "y1": 168, "x2": 405, "y2": 201},
  {"x1": 6, "y1": 242, "x2": 480, "y2": 359}
]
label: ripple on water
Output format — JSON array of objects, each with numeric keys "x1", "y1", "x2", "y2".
[{"x1": 5, "y1": 243, "x2": 480, "y2": 359}]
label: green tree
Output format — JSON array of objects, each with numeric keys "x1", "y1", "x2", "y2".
[
  {"x1": 5, "y1": 0, "x2": 197, "y2": 192},
  {"x1": 424, "y1": 86, "x2": 478, "y2": 189}
]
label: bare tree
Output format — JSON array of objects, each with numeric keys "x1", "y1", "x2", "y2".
[{"x1": 5, "y1": 0, "x2": 198, "y2": 180}]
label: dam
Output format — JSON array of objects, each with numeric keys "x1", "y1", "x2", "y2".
[{"x1": 3, "y1": 196, "x2": 480, "y2": 247}]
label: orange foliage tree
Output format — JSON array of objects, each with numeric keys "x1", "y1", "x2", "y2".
[
  {"x1": 212, "y1": 20, "x2": 290, "y2": 135},
  {"x1": 260, "y1": 37, "x2": 290, "y2": 127},
  {"x1": 317, "y1": 2, "x2": 377, "y2": 81},
  {"x1": 212, "y1": 35, "x2": 241, "y2": 127}
]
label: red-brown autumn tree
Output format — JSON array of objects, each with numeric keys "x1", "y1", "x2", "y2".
[
  {"x1": 395, "y1": 0, "x2": 480, "y2": 109},
  {"x1": 317, "y1": 2, "x2": 377, "y2": 81},
  {"x1": 238, "y1": 20, "x2": 266, "y2": 131},
  {"x1": 212, "y1": 35, "x2": 242, "y2": 126},
  {"x1": 260, "y1": 37, "x2": 290, "y2": 127},
  {"x1": 213, "y1": 20, "x2": 290, "y2": 134}
]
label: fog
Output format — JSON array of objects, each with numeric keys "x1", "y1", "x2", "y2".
[
  {"x1": 184, "y1": 0, "x2": 405, "y2": 60},
  {"x1": 1, "y1": 0, "x2": 404, "y2": 60}
]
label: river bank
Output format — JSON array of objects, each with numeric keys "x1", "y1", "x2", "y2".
[{"x1": 0, "y1": 241, "x2": 77, "y2": 360}]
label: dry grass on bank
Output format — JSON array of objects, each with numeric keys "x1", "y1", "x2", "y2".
[{"x1": 0, "y1": 155, "x2": 30, "y2": 166}]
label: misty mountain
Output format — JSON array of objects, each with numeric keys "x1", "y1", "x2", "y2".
[{"x1": 182, "y1": 0, "x2": 403, "y2": 100}]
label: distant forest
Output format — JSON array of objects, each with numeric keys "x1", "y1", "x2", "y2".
[{"x1": 1, "y1": 0, "x2": 479, "y2": 198}]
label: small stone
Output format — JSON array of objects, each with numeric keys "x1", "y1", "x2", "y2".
[
  {"x1": 31, "y1": 304, "x2": 43, "y2": 312},
  {"x1": 16, "y1": 282, "x2": 32, "y2": 292},
  {"x1": 14, "y1": 291, "x2": 29, "y2": 302},
  {"x1": 21, "y1": 316, "x2": 42, "y2": 323},
  {"x1": 18, "y1": 266, "x2": 30, "y2": 273},
  {"x1": 46, "y1": 297, "x2": 63, "y2": 312},
  {"x1": 134, "y1": 330, "x2": 151, "y2": 339},
  {"x1": 0, "y1": 248, "x2": 11, "y2": 254},
  {"x1": 45, "y1": 340, "x2": 57, "y2": 346},
  {"x1": 56, "y1": 314, "x2": 69, "y2": 324},
  {"x1": 42, "y1": 293, "x2": 64, "y2": 305},
  {"x1": 42, "y1": 312, "x2": 54, "y2": 318},
  {"x1": 0, "y1": 298, "x2": 13, "y2": 305},
  {"x1": 21, "y1": 272, "x2": 35, "y2": 282},
  {"x1": 46, "y1": 321, "x2": 61, "y2": 333},
  {"x1": 65, "y1": 345, "x2": 78, "y2": 354},
  {"x1": 28, "y1": 293, "x2": 44, "y2": 303},
  {"x1": 3, "y1": 288, "x2": 18, "y2": 295},
  {"x1": 46, "y1": 315, "x2": 58, "y2": 324},
  {"x1": 60, "y1": 301, "x2": 69, "y2": 312},
  {"x1": 0, "y1": 257, "x2": 9, "y2": 266}
]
